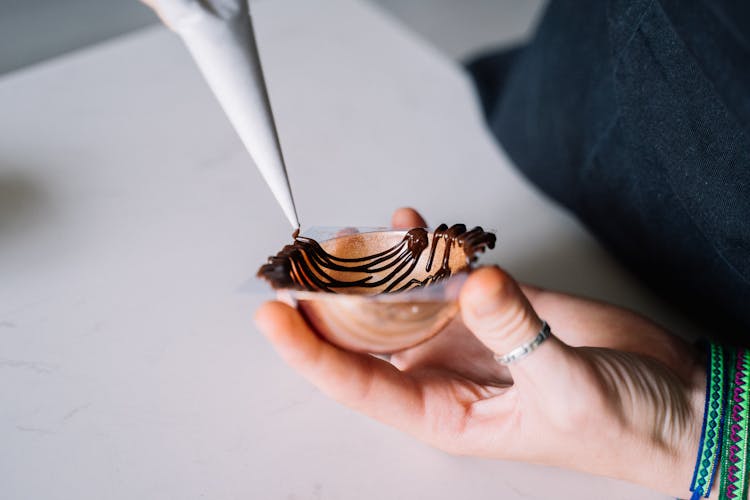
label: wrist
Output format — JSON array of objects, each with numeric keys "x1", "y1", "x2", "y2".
[
  {"x1": 622, "y1": 357, "x2": 706, "y2": 498},
  {"x1": 674, "y1": 369, "x2": 710, "y2": 499}
]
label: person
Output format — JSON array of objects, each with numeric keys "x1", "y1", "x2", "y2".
[
  {"x1": 256, "y1": 207, "x2": 704, "y2": 499},
  {"x1": 467, "y1": 0, "x2": 749, "y2": 335},
  {"x1": 145, "y1": 0, "x2": 749, "y2": 497},
  {"x1": 256, "y1": 1, "x2": 749, "y2": 498}
]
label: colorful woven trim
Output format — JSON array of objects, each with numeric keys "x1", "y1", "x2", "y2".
[
  {"x1": 720, "y1": 347, "x2": 750, "y2": 500},
  {"x1": 690, "y1": 342, "x2": 727, "y2": 499}
]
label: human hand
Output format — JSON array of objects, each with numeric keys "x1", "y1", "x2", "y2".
[{"x1": 255, "y1": 208, "x2": 706, "y2": 499}]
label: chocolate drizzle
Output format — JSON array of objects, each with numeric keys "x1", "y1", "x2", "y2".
[{"x1": 258, "y1": 224, "x2": 496, "y2": 294}]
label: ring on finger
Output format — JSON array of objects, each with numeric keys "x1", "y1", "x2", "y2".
[{"x1": 494, "y1": 321, "x2": 552, "y2": 365}]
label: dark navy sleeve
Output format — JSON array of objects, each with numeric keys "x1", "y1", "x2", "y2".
[{"x1": 466, "y1": 0, "x2": 750, "y2": 336}]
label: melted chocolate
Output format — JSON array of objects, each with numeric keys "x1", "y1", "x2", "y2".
[{"x1": 258, "y1": 224, "x2": 496, "y2": 294}]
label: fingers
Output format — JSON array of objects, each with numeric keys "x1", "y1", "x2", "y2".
[
  {"x1": 459, "y1": 267, "x2": 578, "y2": 390},
  {"x1": 139, "y1": 0, "x2": 172, "y2": 28},
  {"x1": 391, "y1": 207, "x2": 427, "y2": 229},
  {"x1": 254, "y1": 301, "x2": 423, "y2": 431},
  {"x1": 519, "y1": 284, "x2": 696, "y2": 377}
]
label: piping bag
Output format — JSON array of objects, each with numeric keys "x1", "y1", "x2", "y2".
[{"x1": 152, "y1": 0, "x2": 300, "y2": 230}]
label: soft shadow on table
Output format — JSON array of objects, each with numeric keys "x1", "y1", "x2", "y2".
[{"x1": 0, "y1": 169, "x2": 50, "y2": 239}]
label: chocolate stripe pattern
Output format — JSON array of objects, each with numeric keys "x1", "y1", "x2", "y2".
[{"x1": 258, "y1": 224, "x2": 496, "y2": 294}]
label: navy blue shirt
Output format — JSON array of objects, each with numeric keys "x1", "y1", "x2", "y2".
[{"x1": 467, "y1": 0, "x2": 750, "y2": 336}]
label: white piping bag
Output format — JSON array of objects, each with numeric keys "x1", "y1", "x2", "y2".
[{"x1": 151, "y1": 0, "x2": 300, "y2": 229}]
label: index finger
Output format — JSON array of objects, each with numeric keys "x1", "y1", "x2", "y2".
[{"x1": 255, "y1": 301, "x2": 425, "y2": 432}]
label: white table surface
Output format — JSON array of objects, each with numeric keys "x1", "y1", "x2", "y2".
[{"x1": 0, "y1": 0, "x2": 698, "y2": 498}]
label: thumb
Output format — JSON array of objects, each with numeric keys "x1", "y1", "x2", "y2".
[{"x1": 459, "y1": 266, "x2": 576, "y2": 390}]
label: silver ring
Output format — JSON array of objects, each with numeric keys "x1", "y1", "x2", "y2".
[{"x1": 494, "y1": 321, "x2": 552, "y2": 365}]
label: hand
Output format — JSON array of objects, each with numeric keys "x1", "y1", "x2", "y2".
[{"x1": 255, "y1": 208, "x2": 706, "y2": 499}]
